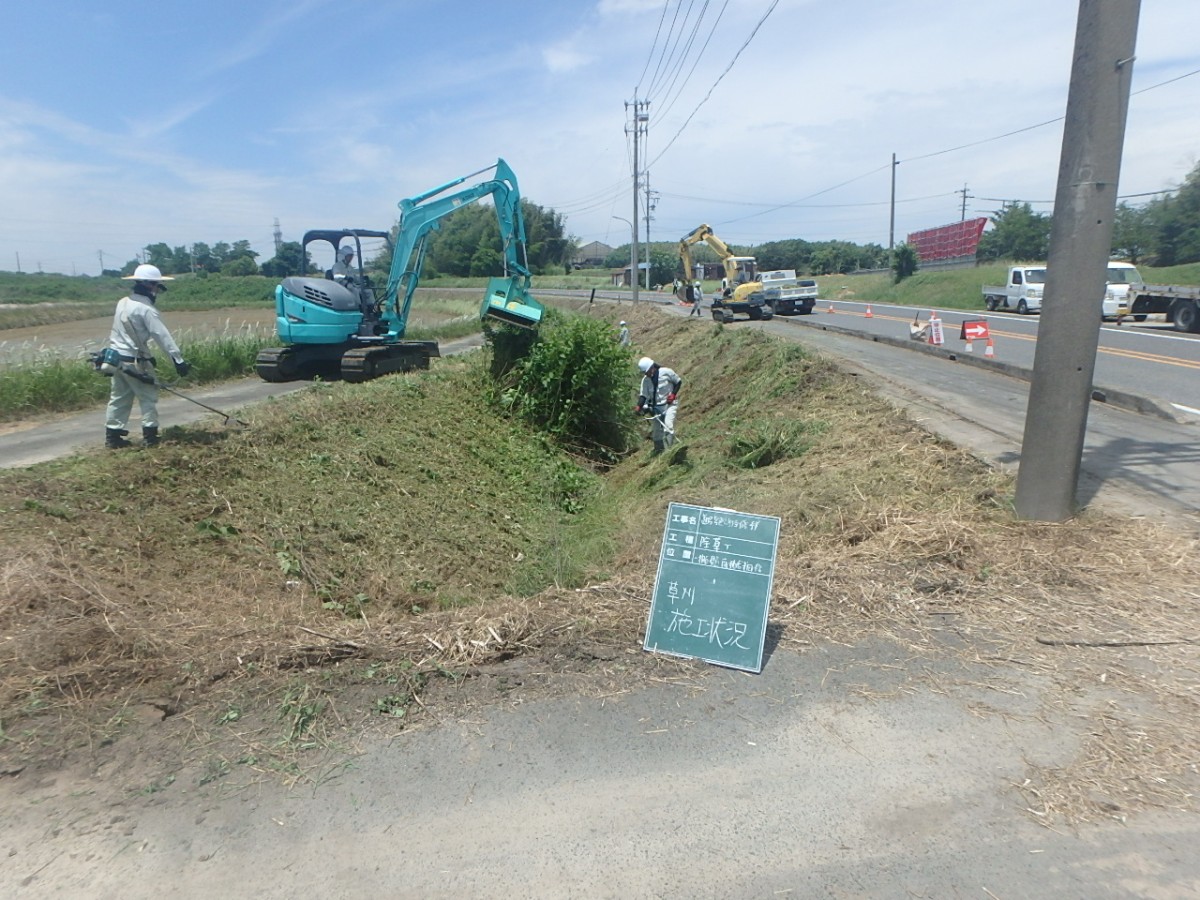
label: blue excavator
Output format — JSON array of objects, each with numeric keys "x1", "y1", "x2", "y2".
[{"x1": 256, "y1": 158, "x2": 544, "y2": 382}]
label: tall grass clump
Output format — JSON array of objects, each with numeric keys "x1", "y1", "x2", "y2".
[{"x1": 488, "y1": 310, "x2": 634, "y2": 460}]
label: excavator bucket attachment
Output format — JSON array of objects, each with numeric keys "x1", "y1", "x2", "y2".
[{"x1": 480, "y1": 276, "x2": 544, "y2": 329}]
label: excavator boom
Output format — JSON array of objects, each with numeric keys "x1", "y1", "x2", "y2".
[{"x1": 387, "y1": 158, "x2": 543, "y2": 332}]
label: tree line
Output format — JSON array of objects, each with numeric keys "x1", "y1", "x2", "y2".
[
  {"x1": 975, "y1": 159, "x2": 1200, "y2": 266},
  {"x1": 603, "y1": 238, "x2": 889, "y2": 286},
  {"x1": 111, "y1": 200, "x2": 574, "y2": 281}
]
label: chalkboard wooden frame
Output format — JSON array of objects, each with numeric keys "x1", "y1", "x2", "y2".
[{"x1": 643, "y1": 502, "x2": 780, "y2": 673}]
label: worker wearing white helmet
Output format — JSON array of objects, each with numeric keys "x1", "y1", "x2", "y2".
[
  {"x1": 103, "y1": 264, "x2": 189, "y2": 448},
  {"x1": 635, "y1": 356, "x2": 682, "y2": 454},
  {"x1": 331, "y1": 244, "x2": 357, "y2": 283},
  {"x1": 617, "y1": 320, "x2": 631, "y2": 346}
]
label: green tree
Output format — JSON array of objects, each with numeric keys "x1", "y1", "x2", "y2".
[
  {"x1": 143, "y1": 242, "x2": 174, "y2": 273},
  {"x1": 1112, "y1": 202, "x2": 1154, "y2": 263},
  {"x1": 1146, "y1": 161, "x2": 1200, "y2": 266},
  {"x1": 892, "y1": 243, "x2": 918, "y2": 283},
  {"x1": 221, "y1": 256, "x2": 259, "y2": 276},
  {"x1": 260, "y1": 241, "x2": 307, "y2": 278},
  {"x1": 229, "y1": 240, "x2": 258, "y2": 262},
  {"x1": 976, "y1": 203, "x2": 1051, "y2": 261},
  {"x1": 190, "y1": 242, "x2": 216, "y2": 273}
]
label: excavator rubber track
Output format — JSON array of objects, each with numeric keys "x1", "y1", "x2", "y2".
[
  {"x1": 255, "y1": 347, "x2": 301, "y2": 382},
  {"x1": 340, "y1": 341, "x2": 441, "y2": 383}
]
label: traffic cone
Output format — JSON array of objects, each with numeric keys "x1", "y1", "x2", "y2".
[
  {"x1": 864, "y1": 305, "x2": 873, "y2": 318},
  {"x1": 984, "y1": 337, "x2": 995, "y2": 358},
  {"x1": 827, "y1": 301, "x2": 835, "y2": 313},
  {"x1": 964, "y1": 338, "x2": 974, "y2": 353}
]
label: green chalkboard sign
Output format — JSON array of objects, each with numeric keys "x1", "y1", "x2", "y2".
[{"x1": 643, "y1": 502, "x2": 780, "y2": 673}]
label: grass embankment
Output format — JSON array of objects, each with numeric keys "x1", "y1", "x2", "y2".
[{"x1": 2, "y1": 306, "x2": 1199, "y2": 823}]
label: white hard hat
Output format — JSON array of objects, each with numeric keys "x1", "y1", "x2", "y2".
[
  {"x1": 122, "y1": 264, "x2": 174, "y2": 282},
  {"x1": 339, "y1": 245, "x2": 354, "y2": 257},
  {"x1": 638, "y1": 357, "x2": 654, "y2": 373},
  {"x1": 619, "y1": 320, "x2": 627, "y2": 326}
]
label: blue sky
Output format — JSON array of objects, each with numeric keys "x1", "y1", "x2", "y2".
[{"x1": 2, "y1": 0, "x2": 1197, "y2": 276}]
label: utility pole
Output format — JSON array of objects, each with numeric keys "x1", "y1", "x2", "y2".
[
  {"x1": 958, "y1": 184, "x2": 970, "y2": 220},
  {"x1": 1014, "y1": 0, "x2": 1140, "y2": 522},
  {"x1": 98, "y1": 250, "x2": 105, "y2": 273},
  {"x1": 273, "y1": 218, "x2": 283, "y2": 256},
  {"x1": 644, "y1": 180, "x2": 659, "y2": 290},
  {"x1": 626, "y1": 96, "x2": 649, "y2": 304},
  {"x1": 888, "y1": 153, "x2": 897, "y2": 266},
  {"x1": 15, "y1": 252, "x2": 21, "y2": 274}
]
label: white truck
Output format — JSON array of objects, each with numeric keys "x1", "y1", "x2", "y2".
[
  {"x1": 1102, "y1": 261, "x2": 1144, "y2": 320},
  {"x1": 982, "y1": 265, "x2": 1046, "y2": 314},
  {"x1": 758, "y1": 269, "x2": 817, "y2": 316}
]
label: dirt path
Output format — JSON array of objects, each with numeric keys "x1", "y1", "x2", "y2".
[{"x1": 3, "y1": 638, "x2": 1198, "y2": 898}]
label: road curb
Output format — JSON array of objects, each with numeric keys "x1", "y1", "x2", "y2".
[{"x1": 788, "y1": 317, "x2": 1195, "y2": 425}]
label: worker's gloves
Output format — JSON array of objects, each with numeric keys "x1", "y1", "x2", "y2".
[
  {"x1": 666, "y1": 393, "x2": 677, "y2": 404},
  {"x1": 175, "y1": 360, "x2": 192, "y2": 377},
  {"x1": 634, "y1": 404, "x2": 644, "y2": 415}
]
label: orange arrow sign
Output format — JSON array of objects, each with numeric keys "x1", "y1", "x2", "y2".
[{"x1": 960, "y1": 320, "x2": 990, "y2": 341}]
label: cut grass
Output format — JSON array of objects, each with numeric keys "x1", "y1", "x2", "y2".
[{"x1": 1, "y1": 304, "x2": 1199, "y2": 827}]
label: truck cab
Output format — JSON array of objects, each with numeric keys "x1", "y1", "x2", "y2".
[
  {"x1": 1103, "y1": 261, "x2": 1144, "y2": 319},
  {"x1": 983, "y1": 266, "x2": 1046, "y2": 314}
]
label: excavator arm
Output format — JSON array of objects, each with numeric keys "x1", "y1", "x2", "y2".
[{"x1": 384, "y1": 158, "x2": 543, "y2": 333}]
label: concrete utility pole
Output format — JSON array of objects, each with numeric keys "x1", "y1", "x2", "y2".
[
  {"x1": 1014, "y1": 0, "x2": 1140, "y2": 522},
  {"x1": 626, "y1": 97, "x2": 649, "y2": 303},
  {"x1": 888, "y1": 153, "x2": 897, "y2": 266},
  {"x1": 959, "y1": 184, "x2": 970, "y2": 220}
]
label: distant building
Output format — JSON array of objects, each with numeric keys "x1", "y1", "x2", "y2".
[
  {"x1": 573, "y1": 241, "x2": 614, "y2": 269},
  {"x1": 612, "y1": 262, "x2": 651, "y2": 286}
]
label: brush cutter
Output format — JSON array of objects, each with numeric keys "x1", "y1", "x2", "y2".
[{"x1": 119, "y1": 364, "x2": 249, "y2": 427}]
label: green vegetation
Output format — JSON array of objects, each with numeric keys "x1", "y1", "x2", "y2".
[
  {"x1": 493, "y1": 311, "x2": 634, "y2": 459},
  {"x1": 0, "y1": 298, "x2": 484, "y2": 422},
  {"x1": 4, "y1": 304, "x2": 1200, "y2": 823}
]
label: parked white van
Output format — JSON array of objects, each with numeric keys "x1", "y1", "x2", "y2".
[{"x1": 1103, "y1": 261, "x2": 1144, "y2": 319}]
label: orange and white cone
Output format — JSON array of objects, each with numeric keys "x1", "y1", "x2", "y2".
[
  {"x1": 984, "y1": 337, "x2": 995, "y2": 358},
  {"x1": 827, "y1": 301, "x2": 835, "y2": 313},
  {"x1": 864, "y1": 304, "x2": 873, "y2": 318},
  {"x1": 964, "y1": 338, "x2": 974, "y2": 353}
]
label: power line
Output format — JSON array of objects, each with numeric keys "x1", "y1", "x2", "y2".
[{"x1": 647, "y1": 0, "x2": 780, "y2": 169}]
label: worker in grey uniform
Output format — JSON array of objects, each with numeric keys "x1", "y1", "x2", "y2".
[
  {"x1": 331, "y1": 244, "x2": 356, "y2": 283},
  {"x1": 635, "y1": 356, "x2": 682, "y2": 454},
  {"x1": 618, "y1": 320, "x2": 631, "y2": 346},
  {"x1": 104, "y1": 264, "x2": 190, "y2": 448}
]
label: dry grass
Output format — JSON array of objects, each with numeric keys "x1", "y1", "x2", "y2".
[{"x1": 2, "y1": 304, "x2": 1199, "y2": 825}]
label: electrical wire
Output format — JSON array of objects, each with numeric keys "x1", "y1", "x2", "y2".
[{"x1": 647, "y1": 0, "x2": 780, "y2": 169}]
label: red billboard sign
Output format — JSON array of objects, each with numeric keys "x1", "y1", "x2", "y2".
[{"x1": 907, "y1": 218, "x2": 988, "y2": 262}]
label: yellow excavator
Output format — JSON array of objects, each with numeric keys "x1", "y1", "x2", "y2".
[{"x1": 677, "y1": 224, "x2": 772, "y2": 322}]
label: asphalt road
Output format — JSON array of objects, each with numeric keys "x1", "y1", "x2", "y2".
[{"x1": 758, "y1": 311, "x2": 1200, "y2": 524}]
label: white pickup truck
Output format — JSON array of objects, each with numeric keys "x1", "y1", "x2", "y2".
[
  {"x1": 982, "y1": 265, "x2": 1046, "y2": 314},
  {"x1": 758, "y1": 269, "x2": 817, "y2": 316}
]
